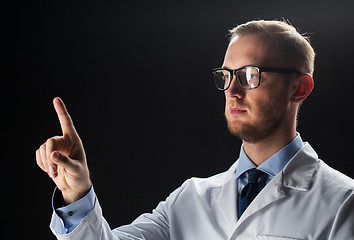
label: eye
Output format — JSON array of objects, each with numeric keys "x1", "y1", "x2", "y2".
[
  {"x1": 245, "y1": 68, "x2": 259, "y2": 80},
  {"x1": 249, "y1": 74, "x2": 258, "y2": 79}
]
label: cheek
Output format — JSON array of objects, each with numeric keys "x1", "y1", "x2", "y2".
[
  {"x1": 247, "y1": 90, "x2": 283, "y2": 118},
  {"x1": 245, "y1": 91, "x2": 266, "y2": 115},
  {"x1": 258, "y1": 91, "x2": 290, "y2": 119}
]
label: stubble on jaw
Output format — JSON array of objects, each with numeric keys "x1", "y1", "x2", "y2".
[{"x1": 225, "y1": 89, "x2": 289, "y2": 144}]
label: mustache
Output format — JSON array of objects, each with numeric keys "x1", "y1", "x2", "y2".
[{"x1": 226, "y1": 101, "x2": 249, "y2": 110}]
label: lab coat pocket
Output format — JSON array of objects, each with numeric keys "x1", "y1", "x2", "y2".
[{"x1": 257, "y1": 235, "x2": 305, "y2": 240}]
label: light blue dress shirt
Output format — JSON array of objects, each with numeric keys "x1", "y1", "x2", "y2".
[{"x1": 52, "y1": 133, "x2": 304, "y2": 234}]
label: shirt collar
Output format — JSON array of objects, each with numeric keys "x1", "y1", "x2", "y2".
[{"x1": 235, "y1": 133, "x2": 304, "y2": 179}]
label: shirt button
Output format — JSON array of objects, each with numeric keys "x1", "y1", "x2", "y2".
[{"x1": 68, "y1": 211, "x2": 73, "y2": 216}]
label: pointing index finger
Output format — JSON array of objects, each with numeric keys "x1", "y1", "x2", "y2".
[{"x1": 53, "y1": 97, "x2": 77, "y2": 137}]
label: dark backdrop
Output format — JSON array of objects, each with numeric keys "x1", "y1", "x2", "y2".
[{"x1": 3, "y1": 0, "x2": 354, "y2": 239}]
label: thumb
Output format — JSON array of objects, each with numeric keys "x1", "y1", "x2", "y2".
[{"x1": 51, "y1": 151, "x2": 75, "y2": 172}]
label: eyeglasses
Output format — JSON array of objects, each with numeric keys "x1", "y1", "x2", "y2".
[{"x1": 212, "y1": 66, "x2": 301, "y2": 91}]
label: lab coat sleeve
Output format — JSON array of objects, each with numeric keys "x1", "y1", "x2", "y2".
[
  {"x1": 328, "y1": 191, "x2": 354, "y2": 239},
  {"x1": 50, "y1": 179, "x2": 189, "y2": 240}
]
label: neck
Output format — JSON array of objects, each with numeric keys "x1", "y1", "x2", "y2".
[{"x1": 242, "y1": 126, "x2": 297, "y2": 166}]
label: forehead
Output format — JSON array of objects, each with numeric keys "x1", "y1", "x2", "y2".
[{"x1": 223, "y1": 34, "x2": 276, "y2": 69}]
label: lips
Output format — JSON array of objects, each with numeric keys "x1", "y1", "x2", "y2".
[{"x1": 229, "y1": 106, "x2": 247, "y2": 115}]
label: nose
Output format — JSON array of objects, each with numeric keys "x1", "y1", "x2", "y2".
[{"x1": 225, "y1": 76, "x2": 245, "y2": 99}]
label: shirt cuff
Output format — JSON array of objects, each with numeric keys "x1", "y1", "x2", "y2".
[{"x1": 51, "y1": 185, "x2": 96, "y2": 234}]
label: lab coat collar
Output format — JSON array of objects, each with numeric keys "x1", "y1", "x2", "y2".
[
  {"x1": 281, "y1": 142, "x2": 319, "y2": 191},
  {"x1": 212, "y1": 142, "x2": 320, "y2": 237},
  {"x1": 233, "y1": 143, "x2": 320, "y2": 235}
]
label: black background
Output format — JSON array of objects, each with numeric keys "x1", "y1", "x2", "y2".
[{"x1": 3, "y1": 0, "x2": 354, "y2": 239}]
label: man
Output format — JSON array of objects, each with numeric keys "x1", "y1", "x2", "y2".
[{"x1": 36, "y1": 20, "x2": 354, "y2": 239}]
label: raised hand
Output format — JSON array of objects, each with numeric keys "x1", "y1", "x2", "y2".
[{"x1": 36, "y1": 97, "x2": 91, "y2": 205}]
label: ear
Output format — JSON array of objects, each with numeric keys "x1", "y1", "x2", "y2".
[{"x1": 290, "y1": 74, "x2": 314, "y2": 103}]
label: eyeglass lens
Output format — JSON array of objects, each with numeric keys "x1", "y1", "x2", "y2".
[
  {"x1": 214, "y1": 70, "x2": 231, "y2": 90},
  {"x1": 214, "y1": 67, "x2": 260, "y2": 90}
]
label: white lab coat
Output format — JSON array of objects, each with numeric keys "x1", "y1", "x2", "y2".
[{"x1": 50, "y1": 143, "x2": 354, "y2": 239}]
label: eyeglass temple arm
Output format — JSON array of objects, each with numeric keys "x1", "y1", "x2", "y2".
[{"x1": 259, "y1": 67, "x2": 302, "y2": 74}]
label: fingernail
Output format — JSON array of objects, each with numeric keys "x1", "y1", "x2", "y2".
[
  {"x1": 49, "y1": 165, "x2": 57, "y2": 178},
  {"x1": 52, "y1": 152, "x2": 60, "y2": 162}
]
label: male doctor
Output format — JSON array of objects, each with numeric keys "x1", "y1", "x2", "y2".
[{"x1": 36, "y1": 20, "x2": 354, "y2": 239}]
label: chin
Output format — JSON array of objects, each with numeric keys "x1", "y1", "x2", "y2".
[
  {"x1": 227, "y1": 120, "x2": 274, "y2": 144},
  {"x1": 228, "y1": 125, "x2": 254, "y2": 142}
]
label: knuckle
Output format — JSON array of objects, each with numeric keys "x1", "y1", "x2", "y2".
[
  {"x1": 35, "y1": 149, "x2": 41, "y2": 161},
  {"x1": 39, "y1": 144, "x2": 48, "y2": 164},
  {"x1": 46, "y1": 136, "x2": 62, "y2": 150},
  {"x1": 39, "y1": 143, "x2": 46, "y2": 151},
  {"x1": 37, "y1": 157, "x2": 44, "y2": 168},
  {"x1": 36, "y1": 149, "x2": 41, "y2": 158},
  {"x1": 46, "y1": 136, "x2": 57, "y2": 145},
  {"x1": 36, "y1": 151, "x2": 46, "y2": 171}
]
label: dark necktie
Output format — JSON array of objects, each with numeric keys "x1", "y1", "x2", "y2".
[{"x1": 238, "y1": 168, "x2": 266, "y2": 218}]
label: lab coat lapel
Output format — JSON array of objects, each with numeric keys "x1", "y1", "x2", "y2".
[
  {"x1": 210, "y1": 155, "x2": 296, "y2": 234},
  {"x1": 231, "y1": 143, "x2": 320, "y2": 236},
  {"x1": 234, "y1": 167, "x2": 286, "y2": 228},
  {"x1": 211, "y1": 160, "x2": 239, "y2": 232}
]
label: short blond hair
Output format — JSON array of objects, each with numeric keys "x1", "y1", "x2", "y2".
[{"x1": 229, "y1": 20, "x2": 315, "y2": 76}]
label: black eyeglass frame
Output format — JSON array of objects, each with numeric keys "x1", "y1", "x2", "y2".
[{"x1": 212, "y1": 66, "x2": 302, "y2": 90}]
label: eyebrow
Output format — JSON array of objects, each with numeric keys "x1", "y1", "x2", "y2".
[
  {"x1": 221, "y1": 65, "x2": 236, "y2": 70},
  {"x1": 220, "y1": 65, "x2": 250, "y2": 70}
]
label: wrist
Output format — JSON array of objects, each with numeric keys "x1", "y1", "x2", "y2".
[{"x1": 62, "y1": 183, "x2": 92, "y2": 205}]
